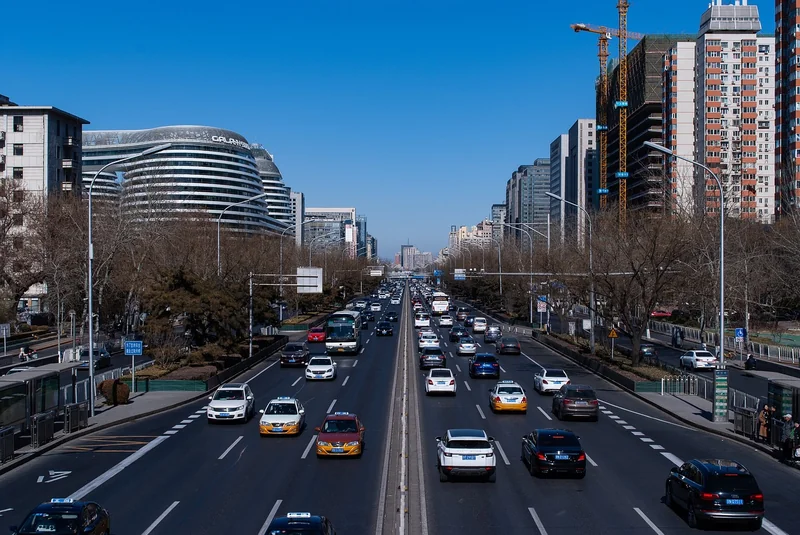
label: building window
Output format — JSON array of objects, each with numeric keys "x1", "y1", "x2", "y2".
[
  {"x1": 11, "y1": 213, "x2": 23, "y2": 226},
  {"x1": 13, "y1": 116, "x2": 23, "y2": 132},
  {"x1": 12, "y1": 144, "x2": 23, "y2": 156},
  {"x1": 12, "y1": 190, "x2": 24, "y2": 203},
  {"x1": 12, "y1": 167, "x2": 23, "y2": 180}
]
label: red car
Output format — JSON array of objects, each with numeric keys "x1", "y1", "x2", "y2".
[
  {"x1": 315, "y1": 412, "x2": 366, "y2": 457},
  {"x1": 307, "y1": 326, "x2": 326, "y2": 343}
]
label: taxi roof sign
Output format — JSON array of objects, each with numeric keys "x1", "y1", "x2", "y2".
[
  {"x1": 333, "y1": 411, "x2": 350, "y2": 416},
  {"x1": 286, "y1": 512, "x2": 312, "y2": 518},
  {"x1": 497, "y1": 380, "x2": 515, "y2": 384},
  {"x1": 608, "y1": 328, "x2": 619, "y2": 339},
  {"x1": 50, "y1": 498, "x2": 74, "y2": 503},
  {"x1": 277, "y1": 396, "x2": 292, "y2": 400}
]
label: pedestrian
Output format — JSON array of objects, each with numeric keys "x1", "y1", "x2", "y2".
[
  {"x1": 701, "y1": 342, "x2": 708, "y2": 351},
  {"x1": 18, "y1": 347, "x2": 26, "y2": 362},
  {"x1": 757, "y1": 405, "x2": 769, "y2": 442},
  {"x1": 781, "y1": 414, "x2": 795, "y2": 461}
]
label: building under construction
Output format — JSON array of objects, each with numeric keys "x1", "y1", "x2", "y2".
[{"x1": 603, "y1": 34, "x2": 694, "y2": 213}]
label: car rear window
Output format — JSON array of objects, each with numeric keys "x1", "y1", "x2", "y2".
[
  {"x1": 476, "y1": 355, "x2": 497, "y2": 363},
  {"x1": 460, "y1": 337, "x2": 474, "y2": 343},
  {"x1": 546, "y1": 369, "x2": 567, "y2": 377},
  {"x1": 501, "y1": 338, "x2": 518, "y2": 344},
  {"x1": 538, "y1": 434, "x2": 581, "y2": 447},
  {"x1": 431, "y1": 369, "x2": 452, "y2": 377},
  {"x1": 378, "y1": 322, "x2": 390, "y2": 328},
  {"x1": 695, "y1": 351, "x2": 715, "y2": 358},
  {"x1": 566, "y1": 389, "x2": 596, "y2": 399},
  {"x1": 448, "y1": 440, "x2": 491, "y2": 450},
  {"x1": 707, "y1": 474, "x2": 760, "y2": 493}
]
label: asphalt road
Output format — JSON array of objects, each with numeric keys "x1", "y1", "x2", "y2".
[{"x1": 0, "y1": 298, "x2": 404, "y2": 534}]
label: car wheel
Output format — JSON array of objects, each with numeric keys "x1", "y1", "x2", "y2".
[
  {"x1": 439, "y1": 465, "x2": 449, "y2": 482},
  {"x1": 487, "y1": 472, "x2": 496, "y2": 483},
  {"x1": 556, "y1": 405, "x2": 563, "y2": 420},
  {"x1": 575, "y1": 471, "x2": 586, "y2": 479},
  {"x1": 528, "y1": 457, "x2": 536, "y2": 476},
  {"x1": 665, "y1": 484, "x2": 674, "y2": 509},
  {"x1": 686, "y1": 502, "x2": 703, "y2": 529},
  {"x1": 748, "y1": 519, "x2": 762, "y2": 531}
]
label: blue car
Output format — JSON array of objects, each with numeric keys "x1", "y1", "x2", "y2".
[{"x1": 468, "y1": 353, "x2": 500, "y2": 378}]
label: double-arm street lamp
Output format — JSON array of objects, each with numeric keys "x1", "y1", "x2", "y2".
[
  {"x1": 279, "y1": 220, "x2": 314, "y2": 322},
  {"x1": 499, "y1": 222, "x2": 534, "y2": 324},
  {"x1": 87, "y1": 142, "x2": 171, "y2": 416},
  {"x1": 216, "y1": 191, "x2": 271, "y2": 277},
  {"x1": 644, "y1": 141, "x2": 726, "y2": 364},
  {"x1": 545, "y1": 192, "x2": 595, "y2": 356},
  {"x1": 308, "y1": 231, "x2": 343, "y2": 266}
]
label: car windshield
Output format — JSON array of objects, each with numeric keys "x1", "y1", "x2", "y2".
[
  {"x1": 460, "y1": 338, "x2": 474, "y2": 344},
  {"x1": 707, "y1": 474, "x2": 760, "y2": 492},
  {"x1": 265, "y1": 403, "x2": 297, "y2": 415},
  {"x1": 378, "y1": 322, "x2": 390, "y2": 328},
  {"x1": 447, "y1": 440, "x2": 491, "y2": 449},
  {"x1": 310, "y1": 327, "x2": 324, "y2": 333},
  {"x1": 214, "y1": 390, "x2": 244, "y2": 401},
  {"x1": 284, "y1": 344, "x2": 304, "y2": 352},
  {"x1": 322, "y1": 419, "x2": 358, "y2": 433},
  {"x1": 497, "y1": 387, "x2": 523, "y2": 395},
  {"x1": 538, "y1": 434, "x2": 581, "y2": 447},
  {"x1": 566, "y1": 389, "x2": 596, "y2": 399},
  {"x1": 309, "y1": 358, "x2": 331, "y2": 366},
  {"x1": 431, "y1": 370, "x2": 452, "y2": 378},
  {"x1": 545, "y1": 369, "x2": 567, "y2": 377},
  {"x1": 327, "y1": 326, "x2": 354, "y2": 341},
  {"x1": 19, "y1": 512, "x2": 80, "y2": 534}
]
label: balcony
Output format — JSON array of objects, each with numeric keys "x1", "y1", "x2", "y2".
[
  {"x1": 62, "y1": 158, "x2": 78, "y2": 169},
  {"x1": 0, "y1": 131, "x2": 4, "y2": 141},
  {"x1": 64, "y1": 136, "x2": 79, "y2": 146}
]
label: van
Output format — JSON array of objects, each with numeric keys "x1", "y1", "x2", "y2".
[{"x1": 414, "y1": 313, "x2": 431, "y2": 329}]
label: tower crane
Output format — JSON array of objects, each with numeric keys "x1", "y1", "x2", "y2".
[
  {"x1": 571, "y1": 21, "x2": 644, "y2": 217},
  {"x1": 617, "y1": 0, "x2": 630, "y2": 230}
]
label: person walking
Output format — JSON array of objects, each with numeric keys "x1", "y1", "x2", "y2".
[
  {"x1": 757, "y1": 405, "x2": 769, "y2": 443},
  {"x1": 781, "y1": 414, "x2": 795, "y2": 462}
]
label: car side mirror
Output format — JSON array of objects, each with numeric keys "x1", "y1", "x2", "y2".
[
  {"x1": 488, "y1": 437, "x2": 495, "y2": 441},
  {"x1": 299, "y1": 409, "x2": 305, "y2": 414},
  {"x1": 360, "y1": 426, "x2": 366, "y2": 431},
  {"x1": 246, "y1": 395, "x2": 253, "y2": 400},
  {"x1": 259, "y1": 409, "x2": 265, "y2": 414},
  {"x1": 435, "y1": 436, "x2": 441, "y2": 441},
  {"x1": 208, "y1": 396, "x2": 213, "y2": 401},
  {"x1": 314, "y1": 426, "x2": 321, "y2": 432}
]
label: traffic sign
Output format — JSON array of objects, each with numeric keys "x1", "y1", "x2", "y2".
[
  {"x1": 0, "y1": 324, "x2": 9, "y2": 337},
  {"x1": 597, "y1": 188, "x2": 609, "y2": 195},
  {"x1": 608, "y1": 328, "x2": 619, "y2": 339},
  {"x1": 124, "y1": 340, "x2": 143, "y2": 356},
  {"x1": 537, "y1": 296, "x2": 547, "y2": 313},
  {"x1": 734, "y1": 328, "x2": 746, "y2": 343}
]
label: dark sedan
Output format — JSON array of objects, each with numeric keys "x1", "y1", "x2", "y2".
[
  {"x1": 449, "y1": 326, "x2": 469, "y2": 342},
  {"x1": 362, "y1": 312, "x2": 375, "y2": 322},
  {"x1": 496, "y1": 337, "x2": 521, "y2": 354},
  {"x1": 376, "y1": 321, "x2": 393, "y2": 336},
  {"x1": 521, "y1": 428, "x2": 586, "y2": 478},
  {"x1": 468, "y1": 354, "x2": 500, "y2": 378},
  {"x1": 552, "y1": 384, "x2": 599, "y2": 421},
  {"x1": 12, "y1": 498, "x2": 111, "y2": 535},
  {"x1": 385, "y1": 311, "x2": 399, "y2": 322},
  {"x1": 419, "y1": 348, "x2": 447, "y2": 369},
  {"x1": 464, "y1": 315, "x2": 476, "y2": 327},
  {"x1": 280, "y1": 342, "x2": 310, "y2": 367}
]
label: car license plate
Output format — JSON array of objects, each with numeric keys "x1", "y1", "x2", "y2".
[
  {"x1": 437, "y1": 381, "x2": 446, "y2": 385},
  {"x1": 273, "y1": 427, "x2": 284, "y2": 432},
  {"x1": 507, "y1": 398, "x2": 518, "y2": 402},
  {"x1": 462, "y1": 455, "x2": 476, "y2": 460},
  {"x1": 338, "y1": 348, "x2": 344, "y2": 352},
  {"x1": 577, "y1": 401, "x2": 588, "y2": 405},
  {"x1": 555, "y1": 454, "x2": 569, "y2": 460},
  {"x1": 315, "y1": 375, "x2": 323, "y2": 378},
  {"x1": 289, "y1": 358, "x2": 295, "y2": 362},
  {"x1": 220, "y1": 413, "x2": 230, "y2": 417},
  {"x1": 553, "y1": 381, "x2": 562, "y2": 385},
  {"x1": 332, "y1": 447, "x2": 344, "y2": 453},
  {"x1": 726, "y1": 499, "x2": 744, "y2": 505}
]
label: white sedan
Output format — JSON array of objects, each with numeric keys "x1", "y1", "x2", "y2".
[
  {"x1": 419, "y1": 333, "x2": 440, "y2": 351},
  {"x1": 533, "y1": 368, "x2": 570, "y2": 394},
  {"x1": 438, "y1": 315, "x2": 454, "y2": 327},
  {"x1": 679, "y1": 350, "x2": 717, "y2": 370},
  {"x1": 305, "y1": 356, "x2": 338, "y2": 380},
  {"x1": 390, "y1": 297, "x2": 401, "y2": 305},
  {"x1": 425, "y1": 368, "x2": 456, "y2": 395}
]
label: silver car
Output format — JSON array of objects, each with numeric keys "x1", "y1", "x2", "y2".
[{"x1": 457, "y1": 336, "x2": 477, "y2": 356}]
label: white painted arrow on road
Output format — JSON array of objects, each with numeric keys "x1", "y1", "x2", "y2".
[{"x1": 37, "y1": 470, "x2": 72, "y2": 483}]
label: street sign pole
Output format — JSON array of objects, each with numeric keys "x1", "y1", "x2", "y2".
[
  {"x1": 0, "y1": 324, "x2": 10, "y2": 359},
  {"x1": 124, "y1": 340, "x2": 144, "y2": 393},
  {"x1": 608, "y1": 328, "x2": 619, "y2": 361},
  {"x1": 713, "y1": 364, "x2": 728, "y2": 423}
]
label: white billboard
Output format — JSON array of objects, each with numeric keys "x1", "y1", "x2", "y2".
[
  {"x1": 370, "y1": 269, "x2": 383, "y2": 277},
  {"x1": 345, "y1": 223, "x2": 354, "y2": 243},
  {"x1": 296, "y1": 267, "x2": 323, "y2": 294}
]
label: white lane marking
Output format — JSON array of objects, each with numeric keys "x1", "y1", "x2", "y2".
[
  {"x1": 201, "y1": 406, "x2": 208, "y2": 409},
  {"x1": 172, "y1": 424, "x2": 186, "y2": 429},
  {"x1": 68, "y1": 435, "x2": 169, "y2": 499},
  {"x1": 36, "y1": 476, "x2": 43, "y2": 483},
  {"x1": 342, "y1": 376, "x2": 350, "y2": 386},
  {"x1": 615, "y1": 420, "x2": 628, "y2": 425},
  {"x1": 585, "y1": 453, "x2": 598, "y2": 467},
  {"x1": 598, "y1": 406, "x2": 606, "y2": 410},
  {"x1": 633, "y1": 507, "x2": 665, "y2": 535},
  {"x1": 500, "y1": 365, "x2": 507, "y2": 373},
  {"x1": 367, "y1": 338, "x2": 371, "y2": 344},
  {"x1": 291, "y1": 376, "x2": 302, "y2": 387},
  {"x1": 142, "y1": 501, "x2": 180, "y2": 535},
  {"x1": 257, "y1": 500, "x2": 283, "y2": 535},
  {"x1": 640, "y1": 438, "x2": 654, "y2": 443},
  {"x1": 763, "y1": 519, "x2": 791, "y2": 535},
  {"x1": 180, "y1": 420, "x2": 194, "y2": 424},
  {"x1": 602, "y1": 410, "x2": 614, "y2": 415},
  {"x1": 494, "y1": 441, "x2": 511, "y2": 465},
  {"x1": 463, "y1": 381, "x2": 471, "y2": 391},
  {"x1": 537, "y1": 406, "x2": 552, "y2": 421},
  {"x1": 218, "y1": 436, "x2": 244, "y2": 460},
  {"x1": 528, "y1": 506, "x2": 549, "y2": 535},
  {"x1": 326, "y1": 399, "x2": 337, "y2": 413},
  {"x1": 455, "y1": 364, "x2": 461, "y2": 372},
  {"x1": 442, "y1": 342, "x2": 448, "y2": 347},
  {"x1": 522, "y1": 352, "x2": 545, "y2": 370},
  {"x1": 245, "y1": 359, "x2": 279, "y2": 384},
  {"x1": 0, "y1": 508, "x2": 13, "y2": 516},
  {"x1": 163, "y1": 430, "x2": 178, "y2": 435},
  {"x1": 449, "y1": 352, "x2": 454, "y2": 359},
  {"x1": 476, "y1": 404, "x2": 486, "y2": 420},
  {"x1": 623, "y1": 425, "x2": 636, "y2": 430},
  {"x1": 632, "y1": 431, "x2": 645, "y2": 436},
  {"x1": 661, "y1": 452, "x2": 684, "y2": 466},
  {"x1": 301, "y1": 435, "x2": 318, "y2": 459},
  {"x1": 188, "y1": 414, "x2": 201, "y2": 419},
  {"x1": 608, "y1": 415, "x2": 619, "y2": 420},
  {"x1": 598, "y1": 399, "x2": 695, "y2": 430},
  {"x1": 360, "y1": 348, "x2": 365, "y2": 354},
  {"x1": 353, "y1": 359, "x2": 358, "y2": 368},
  {"x1": 195, "y1": 410, "x2": 206, "y2": 414},
  {"x1": 650, "y1": 445, "x2": 664, "y2": 450}
]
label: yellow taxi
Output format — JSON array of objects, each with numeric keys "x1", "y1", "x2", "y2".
[
  {"x1": 489, "y1": 380, "x2": 528, "y2": 413},
  {"x1": 258, "y1": 397, "x2": 305, "y2": 436},
  {"x1": 315, "y1": 412, "x2": 366, "y2": 457}
]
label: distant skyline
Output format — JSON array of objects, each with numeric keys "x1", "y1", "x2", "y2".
[{"x1": 3, "y1": 0, "x2": 774, "y2": 255}]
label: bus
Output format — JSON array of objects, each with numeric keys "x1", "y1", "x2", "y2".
[
  {"x1": 325, "y1": 310, "x2": 363, "y2": 355},
  {"x1": 430, "y1": 292, "x2": 450, "y2": 316}
]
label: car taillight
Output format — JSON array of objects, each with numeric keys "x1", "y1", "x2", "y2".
[
  {"x1": 542, "y1": 380, "x2": 549, "y2": 384},
  {"x1": 492, "y1": 363, "x2": 499, "y2": 367},
  {"x1": 521, "y1": 397, "x2": 527, "y2": 403},
  {"x1": 449, "y1": 380, "x2": 455, "y2": 385},
  {"x1": 563, "y1": 399, "x2": 574, "y2": 404},
  {"x1": 577, "y1": 452, "x2": 586, "y2": 461},
  {"x1": 428, "y1": 379, "x2": 434, "y2": 385},
  {"x1": 751, "y1": 494, "x2": 763, "y2": 502},
  {"x1": 537, "y1": 453, "x2": 547, "y2": 460},
  {"x1": 566, "y1": 380, "x2": 571, "y2": 385},
  {"x1": 589, "y1": 400, "x2": 599, "y2": 405},
  {"x1": 700, "y1": 493, "x2": 719, "y2": 500}
]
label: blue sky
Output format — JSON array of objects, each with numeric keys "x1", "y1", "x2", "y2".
[{"x1": 4, "y1": 0, "x2": 774, "y2": 257}]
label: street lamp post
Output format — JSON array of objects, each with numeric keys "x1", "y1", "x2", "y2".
[
  {"x1": 500, "y1": 223, "x2": 534, "y2": 325},
  {"x1": 88, "y1": 143, "x2": 171, "y2": 417},
  {"x1": 489, "y1": 237, "x2": 503, "y2": 295},
  {"x1": 308, "y1": 231, "x2": 342, "y2": 266},
  {"x1": 545, "y1": 192, "x2": 595, "y2": 355},
  {"x1": 279, "y1": 220, "x2": 313, "y2": 323},
  {"x1": 216, "y1": 191, "x2": 270, "y2": 277}
]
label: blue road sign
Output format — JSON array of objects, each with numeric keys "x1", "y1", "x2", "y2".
[
  {"x1": 597, "y1": 188, "x2": 609, "y2": 195},
  {"x1": 433, "y1": 270, "x2": 443, "y2": 277},
  {"x1": 124, "y1": 340, "x2": 143, "y2": 356},
  {"x1": 734, "y1": 328, "x2": 746, "y2": 342}
]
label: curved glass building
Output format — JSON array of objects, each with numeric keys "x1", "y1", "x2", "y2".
[
  {"x1": 80, "y1": 169, "x2": 122, "y2": 200},
  {"x1": 250, "y1": 144, "x2": 293, "y2": 225},
  {"x1": 82, "y1": 126, "x2": 288, "y2": 233}
]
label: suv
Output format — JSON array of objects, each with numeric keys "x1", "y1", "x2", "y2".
[
  {"x1": 521, "y1": 428, "x2": 586, "y2": 478},
  {"x1": 280, "y1": 342, "x2": 310, "y2": 367},
  {"x1": 206, "y1": 383, "x2": 255, "y2": 422},
  {"x1": 552, "y1": 384, "x2": 599, "y2": 421},
  {"x1": 665, "y1": 459, "x2": 764, "y2": 530},
  {"x1": 436, "y1": 429, "x2": 496, "y2": 482},
  {"x1": 456, "y1": 307, "x2": 469, "y2": 321}
]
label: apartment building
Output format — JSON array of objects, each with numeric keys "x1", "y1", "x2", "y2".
[
  {"x1": 549, "y1": 134, "x2": 569, "y2": 241},
  {"x1": 490, "y1": 203, "x2": 506, "y2": 243},
  {"x1": 775, "y1": 0, "x2": 800, "y2": 215}
]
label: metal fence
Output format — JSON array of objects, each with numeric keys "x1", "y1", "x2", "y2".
[
  {"x1": 0, "y1": 426, "x2": 14, "y2": 463},
  {"x1": 657, "y1": 375, "x2": 761, "y2": 410},
  {"x1": 31, "y1": 411, "x2": 55, "y2": 449},
  {"x1": 63, "y1": 402, "x2": 89, "y2": 434}
]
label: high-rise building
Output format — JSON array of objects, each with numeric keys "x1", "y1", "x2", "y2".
[
  {"x1": 549, "y1": 134, "x2": 569, "y2": 241},
  {"x1": 530, "y1": 158, "x2": 551, "y2": 248},
  {"x1": 356, "y1": 215, "x2": 367, "y2": 257},
  {"x1": 567, "y1": 120, "x2": 595, "y2": 245},
  {"x1": 304, "y1": 207, "x2": 358, "y2": 258},
  {"x1": 776, "y1": 0, "x2": 800, "y2": 215},
  {"x1": 490, "y1": 203, "x2": 506, "y2": 242},
  {"x1": 400, "y1": 244, "x2": 415, "y2": 269},
  {"x1": 289, "y1": 190, "x2": 305, "y2": 246},
  {"x1": 394, "y1": 252, "x2": 402, "y2": 266},
  {"x1": 366, "y1": 234, "x2": 377, "y2": 259},
  {"x1": 504, "y1": 165, "x2": 530, "y2": 244},
  {"x1": 251, "y1": 144, "x2": 293, "y2": 225}
]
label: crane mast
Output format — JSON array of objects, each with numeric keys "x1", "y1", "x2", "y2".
[
  {"x1": 598, "y1": 36, "x2": 609, "y2": 210},
  {"x1": 616, "y1": 0, "x2": 630, "y2": 230}
]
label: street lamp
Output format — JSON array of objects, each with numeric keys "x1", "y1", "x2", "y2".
[
  {"x1": 499, "y1": 223, "x2": 534, "y2": 325},
  {"x1": 88, "y1": 142, "x2": 171, "y2": 416},
  {"x1": 308, "y1": 231, "x2": 342, "y2": 266},
  {"x1": 216, "y1": 191, "x2": 270, "y2": 277},
  {"x1": 488, "y1": 236, "x2": 503, "y2": 295},
  {"x1": 644, "y1": 141, "x2": 726, "y2": 364},
  {"x1": 545, "y1": 192, "x2": 595, "y2": 355},
  {"x1": 279, "y1": 220, "x2": 314, "y2": 323}
]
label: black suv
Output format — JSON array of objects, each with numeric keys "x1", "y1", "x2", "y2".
[
  {"x1": 449, "y1": 326, "x2": 468, "y2": 343},
  {"x1": 385, "y1": 311, "x2": 399, "y2": 322},
  {"x1": 665, "y1": 459, "x2": 764, "y2": 530},
  {"x1": 376, "y1": 321, "x2": 393, "y2": 336}
]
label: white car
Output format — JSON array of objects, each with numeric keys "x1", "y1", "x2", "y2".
[
  {"x1": 414, "y1": 312, "x2": 431, "y2": 328},
  {"x1": 258, "y1": 396, "x2": 306, "y2": 436},
  {"x1": 390, "y1": 297, "x2": 401, "y2": 305},
  {"x1": 425, "y1": 368, "x2": 457, "y2": 395},
  {"x1": 418, "y1": 333, "x2": 440, "y2": 351},
  {"x1": 436, "y1": 429, "x2": 496, "y2": 482},
  {"x1": 305, "y1": 356, "x2": 338, "y2": 380},
  {"x1": 472, "y1": 317, "x2": 488, "y2": 333},
  {"x1": 207, "y1": 383, "x2": 255, "y2": 422},
  {"x1": 371, "y1": 302, "x2": 382, "y2": 312},
  {"x1": 533, "y1": 368, "x2": 571, "y2": 394},
  {"x1": 489, "y1": 380, "x2": 527, "y2": 413},
  {"x1": 456, "y1": 337, "x2": 477, "y2": 356},
  {"x1": 679, "y1": 350, "x2": 718, "y2": 370},
  {"x1": 438, "y1": 315, "x2": 454, "y2": 327},
  {"x1": 354, "y1": 300, "x2": 367, "y2": 309}
]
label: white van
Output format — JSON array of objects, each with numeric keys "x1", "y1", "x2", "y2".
[
  {"x1": 472, "y1": 317, "x2": 488, "y2": 333},
  {"x1": 414, "y1": 312, "x2": 431, "y2": 328}
]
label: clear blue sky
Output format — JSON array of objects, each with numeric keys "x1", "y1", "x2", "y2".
[{"x1": 4, "y1": 0, "x2": 773, "y2": 258}]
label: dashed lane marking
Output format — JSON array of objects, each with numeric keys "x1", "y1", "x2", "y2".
[
  {"x1": 188, "y1": 415, "x2": 201, "y2": 419},
  {"x1": 640, "y1": 438, "x2": 654, "y2": 443},
  {"x1": 608, "y1": 415, "x2": 620, "y2": 420},
  {"x1": 494, "y1": 441, "x2": 511, "y2": 465},
  {"x1": 245, "y1": 360, "x2": 279, "y2": 384},
  {"x1": 763, "y1": 519, "x2": 791, "y2": 535},
  {"x1": 585, "y1": 454, "x2": 598, "y2": 467},
  {"x1": 257, "y1": 500, "x2": 283, "y2": 535},
  {"x1": 615, "y1": 420, "x2": 628, "y2": 425},
  {"x1": 528, "y1": 507, "x2": 549, "y2": 535},
  {"x1": 463, "y1": 381, "x2": 471, "y2": 392},
  {"x1": 633, "y1": 507, "x2": 665, "y2": 535},
  {"x1": 172, "y1": 424, "x2": 186, "y2": 429},
  {"x1": 195, "y1": 410, "x2": 206, "y2": 415},
  {"x1": 623, "y1": 425, "x2": 636, "y2": 430},
  {"x1": 660, "y1": 452, "x2": 684, "y2": 466},
  {"x1": 475, "y1": 405, "x2": 486, "y2": 420},
  {"x1": 326, "y1": 399, "x2": 337, "y2": 413},
  {"x1": 499, "y1": 365, "x2": 507, "y2": 373},
  {"x1": 650, "y1": 445, "x2": 664, "y2": 450},
  {"x1": 537, "y1": 406, "x2": 552, "y2": 421},
  {"x1": 342, "y1": 376, "x2": 350, "y2": 386},
  {"x1": 291, "y1": 377, "x2": 302, "y2": 387},
  {"x1": 601, "y1": 410, "x2": 613, "y2": 415},
  {"x1": 180, "y1": 420, "x2": 194, "y2": 424},
  {"x1": 353, "y1": 359, "x2": 358, "y2": 368},
  {"x1": 164, "y1": 430, "x2": 178, "y2": 435},
  {"x1": 142, "y1": 501, "x2": 180, "y2": 535},
  {"x1": 218, "y1": 436, "x2": 243, "y2": 460},
  {"x1": 360, "y1": 348, "x2": 365, "y2": 354},
  {"x1": 632, "y1": 431, "x2": 645, "y2": 436},
  {"x1": 301, "y1": 435, "x2": 317, "y2": 459},
  {"x1": 521, "y1": 352, "x2": 544, "y2": 370},
  {"x1": 455, "y1": 364, "x2": 461, "y2": 372}
]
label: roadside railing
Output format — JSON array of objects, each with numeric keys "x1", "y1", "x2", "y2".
[
  {"x1": 31, "y1": 411, "x2": 55, "y2": 448},
  {"x1": 63, "y1": 402, "x2": 89, "y2": 434},
  {"x1": 0, "y1": 426, "x2": 14, "y2": 463}
]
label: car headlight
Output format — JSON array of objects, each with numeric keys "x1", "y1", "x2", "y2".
[
  {"x1": 317, "y1": 441, "x2": 331, "y2": 446},
  {"x1": 346, "y1": 441, "x2": 360, "y2": 446},
  {"x1": 327, "y1": 368, "x2": 334, "y2": 374},
  {"x1": 236, "y1": 405, "x2": 246, "y2": 411},
  {"x1": 285, "y1": 420, "x2": 299, "y2": 427}
]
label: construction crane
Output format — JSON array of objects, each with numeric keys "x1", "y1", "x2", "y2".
[{"x1": 617, "y1": 0, "x2": 630, "y2": 230}]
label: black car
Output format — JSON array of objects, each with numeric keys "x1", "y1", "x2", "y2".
[
  {"x1": 266, "y1": 512, "x2": 337, "y2": 534},
  {"x1": 464, "y1": 315, "x2": 476, "y2": 328},
  {"x1": 78, "y1": 348, "x2": 112, "y2": 371},
  {"x1": 449, "y1": 326, "x2": 468, "y2": 343},
  {"x1": 362, "y1": 312, "x2": 375, "y2": 322},
  {"x1": 496, "y1": 337, "x2": 521, "y2": 354},
  {"x1": 521, "y1": 428, "x2": 586, "y2": 478},
  {"x1": 665, "y1": 459, "x2": 764, "y2": 530},
  {"x1": 12, "y1": 498, "x2": 111, "y2": 535},
  {"x1": 419, "y1": 348, "x2": 447, "y2": 369},
  {"x1": 385, "y1": 311, "x2": 399, "y2": 322},
  {"x1": 376, "y1": 321, "x2": 393, "y2": 336},
  {"x1": 280, "y1": 342, "x2": 310, "y2": 367},
  {"x1": 483, "y1": 327, "x2": 502, "y2": 343},
  {"x1": 468, "y1": 354, "x2": 500, "y2": 378}
]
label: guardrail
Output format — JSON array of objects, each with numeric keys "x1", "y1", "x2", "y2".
[
  {"x1": 652, "y1": 374, "x2": 761, "y2": 410},
  {"x1": 63, "y1": 402, "x2": 89, "y2": 434},
  {"x1": 0, "y1": 426, "x2": 14, "y2": 463},
  {"x1": 31, "y1": 411, "x2": 55, "y2": 449},
  {"x1": 733, "y1": 407, "x2": 758, "y2": 439}
]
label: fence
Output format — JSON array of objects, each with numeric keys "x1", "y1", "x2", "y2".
[
  {"x1": 0, "y1": 426, "x2": 14, "y2": 463},
  {"x1": 652, "y1": 375, "x2": 761, "y2": 410},
  {"x1": 63, "y1": 402, "x2": 89, "y2": 434},
  {"x1": 31, "y1": 411, "x2": 55, "y2": 448}
]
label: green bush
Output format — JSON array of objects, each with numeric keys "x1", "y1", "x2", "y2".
[{"x1": 186, "y1": 344, "x2": 227, "y2": 365}]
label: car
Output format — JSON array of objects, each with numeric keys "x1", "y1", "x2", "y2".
[
  {"x1": 418, "y1": 333, "x2": 440, "y2": 351},
  {"x1": 417, "y1": 326, "x2": 435, "y2": 338},
  {"x1": 679, "y1": 350, "x2": 717, "y2": 370},
  {"x1": 264, "y1": 512, "x2": 338, "y2": 534},
  {"x1": 4, "y1": 366, "x2": 33, "y2": 375},
  {"x1": 438, "y1": 315, "x2": 454, "y2": 327},
  {"x1": 11, "y1": 498, "x2": 111, "y2": 535},
  {"x1": 77, "y1": 348, "x2": 112, "y2": 371},
  {"x1": 665, "y1": 459, "x2": 764, "y2": 530},
  {"x1": 425, "y1": 368, "x2": 457, "y2": 395},
  {"x1": 414, "y1": 312, "x2": 431, "y2": 328},
  {"x1": 533, "y1": 368, "x2": 570, "y2": 394},
  {"x1": 468, "y1": 354, "x2": 500, "y2": 378},
  {"x1": 362, "y1": 311, "x2": 375, "y2": 322},
  {"x1": 307, "y1": 326, "x2": 326, "y2": 343},
  {"x1": 449, "y1": 326, "x2": 468, "y2": 343},
  {"x1": 206, "y1": 383, "x2": 255, "y2": 422},
  {"x1": 413, "y1": 302, "x2": 424, "y2": 312},
  {"x1": 456, "y1": 308, "x2": 469, "y2": 321},
  {"x1": 354, "y1": 300, "x2": 367, "y2": 309},
  {"x1": 436, "y1": 429, "x2": 496, "y2": 482},
  {"x1": 552, "y1": 384, "x2": 599, "y2": 421},
  {"x1": 315, "y1": 411, "x2": 366, "y2": 457},
  {"x1": 258, "y1": 396, "x2": 306, "y2": 436},
  {"x1": 457, "y1": 336, "x2": 477, "y2": 356},
  {"x1": 370, "y1": 302, "x2": 382, "y2": 312},
  {"x1": 496, "y1": 337, "x2": 521, "y2": 355},
  {"x1": 306, "y1": 356, "x2": 338, "y2": 380},
  {"x1": 483, "y1": 325, "x2": 502, "y2": 343},
  {"x1": 390, "y1": 297, "x2": 401, "y2": 305},
  {"x1": 488, "y1": 380, "x2": 527, "y2": 412},
  {"x1": 464, "y1": 315, "x2": 476, "y2": 328},
  {"x1": 376, "y1": 321, "x2": 393, "y2": 336},
  {"x1": 521, "y1": 429, "x2": 587, "y2": 478},
  {"x1": 280, "y1": 342, "x2": 310, "y2": 367},
  {"x1": 419, "y1": 348, "x2": 447, "y2": 369},
  {"x1": 639, "y1": 343, "x2": 658, "y2": 361},
  {"x1": 472, "y1": 317, "x2": 488, "y2": 333},
  {"x1": 385, "y1": 311, "x2": 399, "y2": 322}
]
